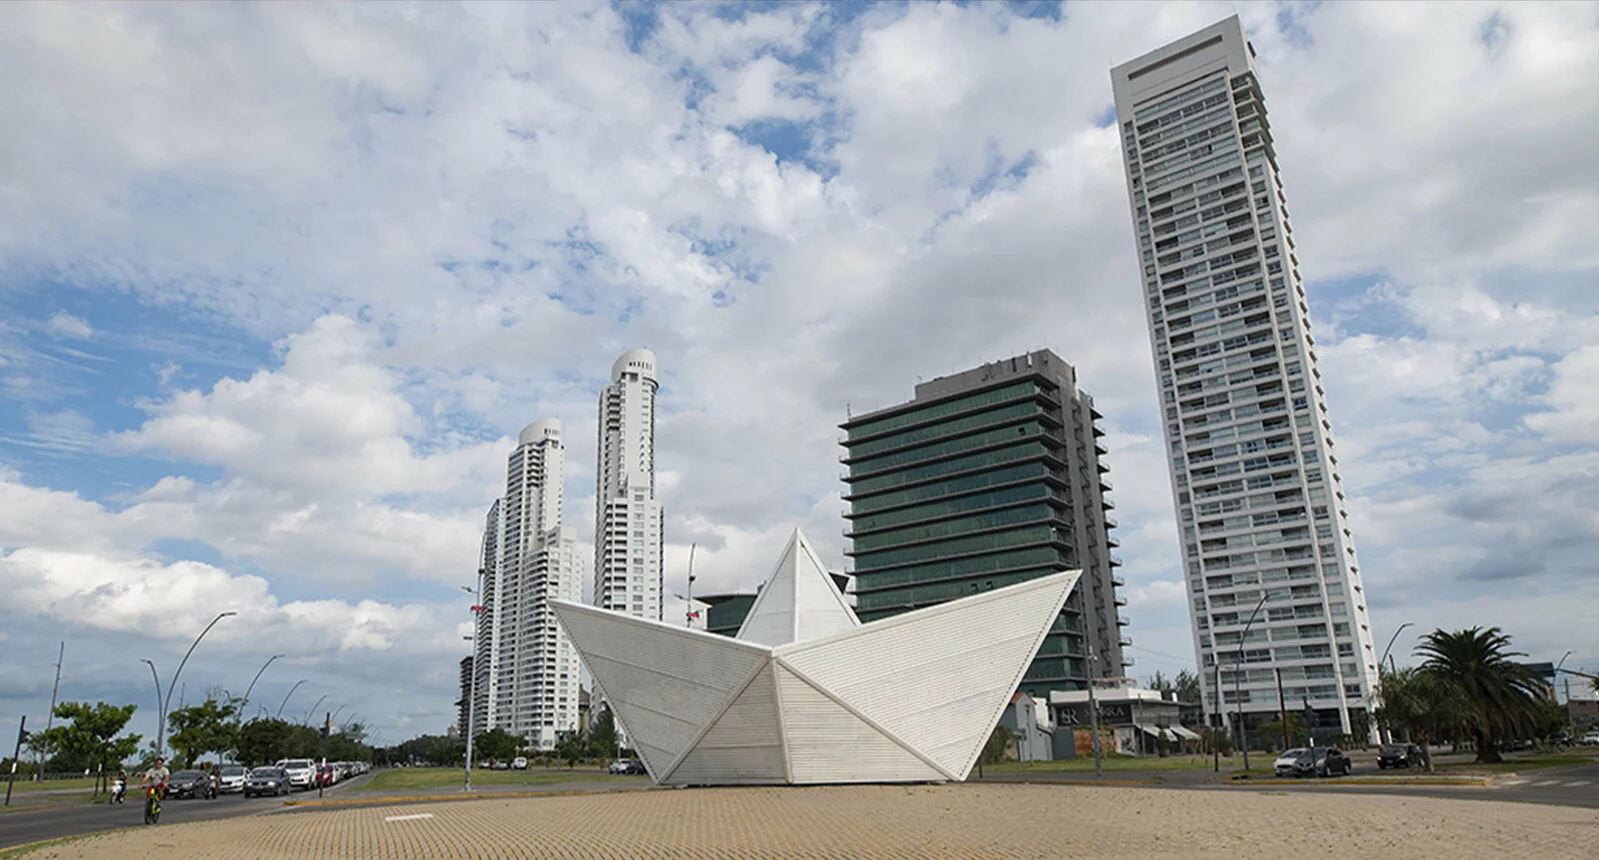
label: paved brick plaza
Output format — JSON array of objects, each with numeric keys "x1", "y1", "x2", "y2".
[{"x1": 29, "y1": 784, "x2": 1598, "y2": 859}]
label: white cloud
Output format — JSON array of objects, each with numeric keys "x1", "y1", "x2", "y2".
[
  {"x1": 47, "y1": 312, "x2": 93, "y2": 339},
  {"x1": 1526, "y1": 345, "x2": 1599, "y2": 443}
]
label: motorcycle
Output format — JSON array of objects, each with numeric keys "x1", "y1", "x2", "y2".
[{"x1": 109, "y1": 777, "x2": 126, "y2": 805}]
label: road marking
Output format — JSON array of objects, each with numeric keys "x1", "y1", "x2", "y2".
[
  {"x1": 1567, "y1": 781, "x2": 1590, "y2": 787},
  {"x1": 1532, "y1": 781, "x2": 1558, "y2": 787},
  {"x1": 385, "y1": 813, "x2": 435, "y2": 822},
  {"x1": 1500, "y1": 780, "x2": 1528, "y2": 786}
]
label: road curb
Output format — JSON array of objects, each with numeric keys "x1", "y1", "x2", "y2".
[{"x1": 1224, "y1": 774, "x2": 1490, "y2": 787}]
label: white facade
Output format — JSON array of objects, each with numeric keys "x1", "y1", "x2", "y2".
[
  {"x1": 472, "y1": 498, "x2": 502, "y2": 731},
  {"x1": 553, "y1": 528, "x2": 1081, "y2": 785},
  {"x1": 1111, "y1": 16, "x2": 1381, "y2": 736},
  {"x1": 594, "y1": 349, "x2": 664, "y2": 621},
  {"x1": 485, "y1": 419, "x2": 587, "y2": 749}
]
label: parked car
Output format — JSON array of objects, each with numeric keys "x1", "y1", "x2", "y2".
[
  {"x1": 217, "y1": 764, "x2": 248, "y2": 793},
  {"x1": 167, "y1": 769, "x2": 216, "y2": 799},
  {"x1": 275, "y1": 758, "x2": 317, "y2": 791},
  {"x1": 1581, "y1": 732, "x2": 1599, "y2": 746},
  {"x1": 511, "y1": 757, "x2": 528, "y2": 770},
  {"x1": 1312, "y1": 748, "x2": 1352, "y2": 777},
  {"x1": 608, "y1": 759, "x2": 635, "y2": 775},
  {"x1": 625, "y1": 760, "x2": 647, "y2": 776},
  {"x1": 316, "y1": 763, "x2": 335, "y2": 787},
  {"x1": 244, "y1": 767, "x2": 291, "y2": 798},
  {"x1": 1377, "y1": 744, "x2": 1424, "y2": 769}
]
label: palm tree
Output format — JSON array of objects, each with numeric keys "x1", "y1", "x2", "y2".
[
  {"x1": 1374, "y1": 666, "x2": 1471, "y2": 771},
  {"x1": 1415, "y1": 627, "x2": 1543, "y2": 764}
]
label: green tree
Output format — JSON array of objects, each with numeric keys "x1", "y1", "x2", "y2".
[
  {"x1": 1148, "y1": 671, "x2": 1173, "y2": 694},
  {"x1": 1416, "y1": 627, "x2": 1544, "y2": 764},
  {"x1": 30, "y1": 702, "x2": 142, "y2": 788},
  {"x1": 473, "y1": 728, "x2": 520, "y2": 763},
  {"x1": 236, "y1": 718, "x2": 295, "y2": 767},
  {"x1": 1374, "y1": 666, "x2": 1470, "y2": 772},
  {"x1": 1175, "y1": 670, "x2": 1203, "y2": 704},
  {"x1": 554, "y1": 729, "x2": 589, "y2": 768},
  {"x1": 588, "y1": 708, "x2": 619, "y2": 760},
  {"x1": 980, "y1": 724, "x2": 1014, "y2": 765},
  {"x1": 167, "y1": 697, "x2": 240, "y2": 767}
]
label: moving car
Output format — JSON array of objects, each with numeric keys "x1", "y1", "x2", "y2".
[
  {"x1": 244, "y1": 767, "x2": 291, "y2": 798},
  {"x1": 218, "y1": 764, "x2": 248, "y2": 793},
  {"x1": 1274, "y1": 747, "x2": 1351, "y2": 778},
  {"x1": 275, "y1": 759, "x2": 317, "y2": 791},
  {"x1": 1377, "y1": 744, "x2": 1424, "y2": 769},
  {"x1": 167, "y1": 769, "x2": 216, "y2": 799}
]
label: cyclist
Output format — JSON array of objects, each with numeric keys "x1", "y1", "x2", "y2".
[{"x1": 139, "y1": 757, "x2": 170, "y2": 823}]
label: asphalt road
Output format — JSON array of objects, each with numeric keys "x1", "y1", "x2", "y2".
[{"x1": 0, "y1": 773, "x2": 374, "y2": 850}]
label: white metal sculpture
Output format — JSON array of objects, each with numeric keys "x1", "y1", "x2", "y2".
[{"x1": 552, "y1": 528, "x2": 1080, "y2": 785}]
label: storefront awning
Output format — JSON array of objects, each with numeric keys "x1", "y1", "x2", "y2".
[{"x1": 1170, "y1": 725, "x2": 1202, "y2": 741}]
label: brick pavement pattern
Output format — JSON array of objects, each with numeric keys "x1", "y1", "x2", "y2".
[{"x1": 24, "y1": 784, "x2": 1598, "y2": 859}]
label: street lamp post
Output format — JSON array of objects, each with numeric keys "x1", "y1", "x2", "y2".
[
  {"x1": 158, "y1": 611, "x2": 237, "y2": 758},
  {"x1": 277, "y1": 680, "x2": 308, "y2": 720},
  {"x1": 139, "y1": 660, "x2": 163, "y2": 758},
  {"x1": 1376, "y1": 623, "x2": 1413, "y2": 744},
  {"x1": 686, "y1": 543, "x2": 697, "y2": 628},
  {"x1": 1233, "y1": 593, "x2": 1268, "y2": 773},
  {"x1": 1085, "y1": 643, "x2": 1103, "y2": 779},
  {"x1": 241, "y1": 654, "x2": 286, "y2": 720},
  {"x1": 462, "y1": 577, "x2": 484, "y2": 793},
  {"x1": 303, "y1": 695, "x2": 329, "y2": 726}
]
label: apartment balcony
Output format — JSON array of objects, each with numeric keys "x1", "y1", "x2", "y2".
[
  {"x1": 1111, "y1": 574, "x2": 1126, "y2": 588},
  {"x1": 1102, "y1": 497, "x2": 1116, "y2": 510},
  {"x1": 1095, "y1": 439, "x2": 1109, "y2": 456},
  {"x1": 1104, "y1": 515, "x2": 1118, "y2": 530},
  {"x1": 1109, "y1": 553, "x2": 1124, "y2": 568},
  {"x1": 1114, "y1": 594, "x2": 1128, "y2": 607},
  {"x1": 1117, "y1": 613, "x2": 1131, "y2": 627},
  {"x1": 1105, "y1": 534, "x2": 1121, "y2": 549},
  {"x1": 1099, "y1": 476, "x2": 1114, "y2": 493},
  {"x1": 1119, "y1": 636, "x2": 1134, "y2": 648},
  {"x1": 1121, "y1": 656, "x2": 1136, "y2": 667}
]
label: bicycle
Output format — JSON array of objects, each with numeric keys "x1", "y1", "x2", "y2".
[{"x1": 142, "y1": 785, "x2": 164, "y2": 825}]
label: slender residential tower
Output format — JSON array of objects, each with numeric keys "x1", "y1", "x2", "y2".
[
  {"x1": 471, "y1": 498, "x2": 502, "y2": 733},
  {"x1": 593, "y1": 350, "x2": 664, "y2": 621},
  {"x1": 1111, "y1": 17, "x2": 1381, "y2": 739},
  {"x1": 486, "y1": 419, "x2": 587, "y2": 749}
]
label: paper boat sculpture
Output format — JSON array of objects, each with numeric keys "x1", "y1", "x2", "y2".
[{"x1": 552, "y1": 528, "x2": 1079, "y2": 785}]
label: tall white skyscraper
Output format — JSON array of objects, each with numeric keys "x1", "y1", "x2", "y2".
[
  {"x1": 1111, "y1": 17, "x2": 1381, "y2": 740},
  {"x1": 482, "y1": 419, "x2": 587, "y2": 749},
  {"x1": 471, "y1": 498, "x2": 501, "y2": 733},
  {"x1": 593, "y1": 349, "x2": 664, "y2": 621}
]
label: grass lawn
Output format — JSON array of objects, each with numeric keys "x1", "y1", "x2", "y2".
[
  {"x1": 987, "y1": 754, "x2": 1247, "y2": 774},
  {"x1": 2, "y1": 778, "x2": 102, "y2": 794},
  {"x1": 1433, "y1": 753, "x2": 1597, "y2": 776},
  {"x1": 354, "y1": 767, "x2": 648, "y2": 792}
]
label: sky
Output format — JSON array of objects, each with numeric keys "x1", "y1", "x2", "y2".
[{"x1": 1, "y1": 0, "x2": 1596, "y2": 748}]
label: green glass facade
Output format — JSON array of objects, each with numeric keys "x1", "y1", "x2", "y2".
[{"x1": 841, "y1": 351, "x2": 1127, "y2": 697}]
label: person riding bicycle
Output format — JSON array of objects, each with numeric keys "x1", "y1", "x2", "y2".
[{"x1": 139, "y1": 757, "x2": 170, "y2": 800}]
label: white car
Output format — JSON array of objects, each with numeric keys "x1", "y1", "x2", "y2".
[
  {"x1": 274, "y1": 758, "x2": 317, "y2": 790},
  {"x1": 511, "y1": 757, "x2": 528, "y2": 770},
  {"x1": 217, "y1": 764, "x2": 248, "y2": 794},
  {"x1": 1581, "y1": 732, "x2": 1599, "y2": 746}
]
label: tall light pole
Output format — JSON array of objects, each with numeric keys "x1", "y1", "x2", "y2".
[
  {"x1": 139, "y1": 660, "x2": 163, "y2": 758},
  {"x1": 1233, "y1": 593, "x2": 1268, "y2": 772},
  {"x1": 1376, "y1": 622, "x2": 1413, "y2": 744},
  {"x1": 241, "y1": 654, "x2": 285, "y2": 720},
  {"x1": 159, "y1": 611, "x2": 237, "y2": 758},
  {"x1": 686, "y1": 543, "x2": 697, "y2": 628},
  {"x1": 1085, "y1": 641, "x2": 1103, "y2": 778},
  {"x1": 277, "y1": 680, "x2": 308, "y2": 720},
  {"x1": 1380, "y1": 622, "x2": 1414, "y2": 675},
  {"x1": 462, "y1": 578, "x2": 483, "y2": 793},
  {"x1": 303, "y1": 695, "x2": 329, "y2": 726}
]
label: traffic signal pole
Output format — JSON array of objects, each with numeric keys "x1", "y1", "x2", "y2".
[{"x1": 5, "y1": 716, "x2": 26, "y2": 806}]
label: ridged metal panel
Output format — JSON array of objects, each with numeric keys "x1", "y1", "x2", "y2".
[
  {"x1": 780, "y1": 571, "x2": 1078, "y2": 778},
  {"x1": 776, "y1": 665, "x2": 944, "y2": 784},
  {"x1": 737, "y1": 529, "x2": 858, "y2": 647},
  {"x1": 552, "y1": 601, "x2": 767, "y2": 773},
  {"x1": 664, "y1": 663, "x2": 786, "y2": 785}
]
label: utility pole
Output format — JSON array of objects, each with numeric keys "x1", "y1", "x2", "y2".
[
  {"x1": 1212, "y1": 661, "x2": 1221, "y2": 772},
  {"x1": 1275, "y1": 668, "x2": 1289, "y2": 752},
  {"x1": 5, "y1": 716, "x2": 27, "y2": 802},
  {"x1": 1086, "y1": 643, "x2": 1103, "y2": 779},
  {"x1": 319, "y1": 713, "x2": 330, "y2": 799},
  {"x1": 37, "y1": 642, "x2": 63, "y2": 781}
]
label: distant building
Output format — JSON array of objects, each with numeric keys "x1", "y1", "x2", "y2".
[
  {"x1": 479, "y1": 420, "x2": 588, "y2": 750},
  {"x1": 471, "y1": 500, "x2": 500, "y2": 733},
  {"x1": 1111, "y1": 14, "x2": 1381, "y2": 740},
  {"x1": 594, "y1": 349, "x2": 664, "y2": 621},
  {"x1": 839, "y1": 349, "x2": 1128, "y2": 696},
  {"x1": 698, "y1": 573, "x2": 851, "y2": 638},
  {"x1": 997, "y1": 693, "x2": 1057, "y2": 762},
  {"x1": 1049, "y1": 686, "x2": 1200, "y2": 756},
  {"x1": 456, "y1": 655, "x2": 473, "y2": 737}
]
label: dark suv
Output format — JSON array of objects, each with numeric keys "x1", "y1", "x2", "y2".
[{"x1": 1378, "y1": 744, "x2": 1424, "y2": 769}]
